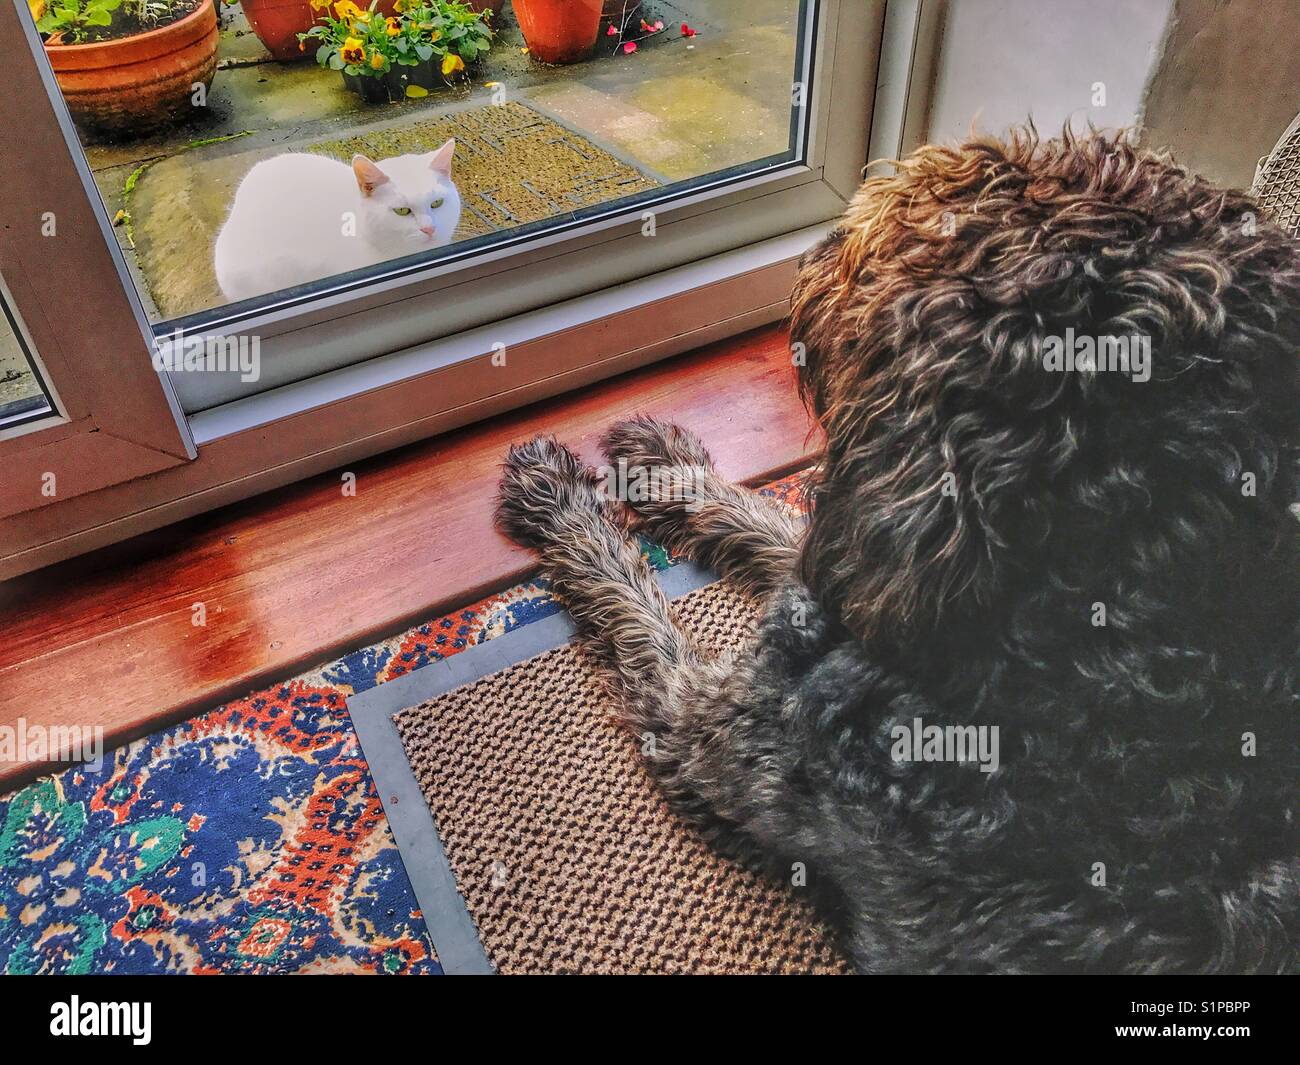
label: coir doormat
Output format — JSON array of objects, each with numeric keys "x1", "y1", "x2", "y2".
[{"x1": 380, "y1": 574, "x2": 850, "y2": 975}]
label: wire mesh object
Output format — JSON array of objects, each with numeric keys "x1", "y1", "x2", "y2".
[{"x1": 1252, "y1": 112, "x2": 1300, "y2": 238}]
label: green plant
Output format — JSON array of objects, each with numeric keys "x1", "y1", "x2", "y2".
[
  {"x1": 120, "y1": 0, "x2": 182, "y2": 25},
  {"x1": 300, "y1": 0, "x2": 492, "y2": 83},
  {"x1": 35, "y1": 0, "x2": 124, "y2": 42},
  {"x1": 35, "y1": 0, "x2": 187, "y2": 41}
]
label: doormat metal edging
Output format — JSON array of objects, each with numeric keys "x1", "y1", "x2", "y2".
[{"x1": 345, "y1": 560, "x2": 719, "y2": 975}]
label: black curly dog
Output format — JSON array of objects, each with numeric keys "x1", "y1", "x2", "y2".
[{"x1": 495, "y1": 129, "x2": 1299, "y2": 973}]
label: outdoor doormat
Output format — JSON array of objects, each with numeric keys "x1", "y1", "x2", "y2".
[
  {"x1": 127, "y1": 100, "x2": 663, "y2": 319},
  {"x1": 348, "y1": 563, "x2": 851, "y2": 975}
]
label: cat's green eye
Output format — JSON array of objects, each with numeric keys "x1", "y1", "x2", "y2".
[
  {"x1": 430, "y1": 198, "x2": 444, "y2": 210},
  {"x1": 392, "y1": 207, "x2": 412, "y2": 217}
]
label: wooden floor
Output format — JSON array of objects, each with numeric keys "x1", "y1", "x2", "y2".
[{"x1": 0, "y1": 324, "x2": 818, "y2": 789}]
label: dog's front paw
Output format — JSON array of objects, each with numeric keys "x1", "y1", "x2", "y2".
[
  {"x1": 601, "y1": 416, "x2": 715, "y2": 474},
  {"x1": 599, "y1": 417, "x2": 717, "y2": 522},
  {"x1": 495, "y1": 436, "x2": 611, "y2": 551}
]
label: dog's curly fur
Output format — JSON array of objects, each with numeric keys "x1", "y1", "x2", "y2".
[{"x1": 496, "y1": 128, "x2": 1299, "y2": 973}]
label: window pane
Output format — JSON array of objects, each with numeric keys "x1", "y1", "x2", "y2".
[
  {"x1": 0, "y1": 277, "x2": 56, "y2": 431},
  {"x1": 24, "y1": 0, "x2": 811, "y2": 324}
]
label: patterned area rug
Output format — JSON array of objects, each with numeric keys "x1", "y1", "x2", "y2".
[{"x1": 0, "y1": 474, "x2": 804, "y2": 974}]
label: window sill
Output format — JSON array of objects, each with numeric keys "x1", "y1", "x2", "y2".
[
  {"x1": 0, "y1": 223, "x2": 828, "y2": 578},
  {"x1": 0, "y1": 322, "x2": 819, "y2": 790}
]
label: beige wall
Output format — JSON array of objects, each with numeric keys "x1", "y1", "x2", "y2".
[
  {"x1": 1139, "y1": 0, "x2": 1300, "y2": 189},
  {"x1": 920, "y1": 0, "x2": 1299, "y2": 191},
  {"x1": 923, "y1": 0, "x2": 1175, "y2": 144}
]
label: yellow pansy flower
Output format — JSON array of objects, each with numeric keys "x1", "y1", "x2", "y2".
[
  {"x1": 369, "y1": 51, "x2": 386, "y2": 69},
  {"x1": 441, "y1": 52, "x2": 465, "y2": 76},
  {"x1": 28, "y1": 0, "x2": 46, "y2": 19},
  {"x1": 340, "y1": 36, "x2": 366, "y2": 63},
  {"x1": 385, "y1": 16, "x2": 401, "y2": 35}
]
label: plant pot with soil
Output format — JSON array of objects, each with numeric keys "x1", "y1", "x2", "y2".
[
  {"x1": 34, "y1": 0, "x2": 219, "y2": 141},
  {"x1": 301, "y1": 0, "x2": 492, "y2": 102},
  {"x1": 513, "y1": 0, "x2": 601, "y2": 65}
]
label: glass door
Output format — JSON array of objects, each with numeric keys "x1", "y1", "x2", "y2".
[
  {"x1": 11, "y1": 0, "x2": 871, "y2": 410},
  {"x1": 1, "y1": 0, "x2": 887, "y2": 575}
]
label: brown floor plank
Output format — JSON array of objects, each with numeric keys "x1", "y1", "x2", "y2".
[{"x1": 0, "y1": 324, "x2": 817, "y2": 790}]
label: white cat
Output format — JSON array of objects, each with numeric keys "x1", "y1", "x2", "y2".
[{"x1": 214, "y1": 138, "x2": 461, "y2": 303}]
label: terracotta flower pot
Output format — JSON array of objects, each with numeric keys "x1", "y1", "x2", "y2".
[
  {"x1": 513, "y1": 0, "x2": 602, "y2": 65},
  {"x1": 240, "y1": 0, "x2": 319, "y2": 61},
  {"x1": 44, "y1": 0, "x2": 219, "y2": 141}
]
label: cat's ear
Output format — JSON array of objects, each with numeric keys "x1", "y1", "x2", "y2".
[
  {"x1": 352, "y1": 154, "x2": 390, "y2": 196},
  {"x1": 428, "y1": 138, "x2": 455, "y2": 176}
]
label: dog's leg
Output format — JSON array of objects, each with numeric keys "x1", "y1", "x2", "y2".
[
  {"x1": 495, "y1": 435, "x2": 705, "y2": 730},
  {"x1": 495, "y1": 436, "x2": 790, "y2": 871},
  {"x1": 601, "y1": 417, "x2": 803, "y2": 600}
]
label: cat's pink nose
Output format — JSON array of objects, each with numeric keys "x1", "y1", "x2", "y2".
[{"x1": 419, "y1": 225, "x2": 435, "y2": 237}]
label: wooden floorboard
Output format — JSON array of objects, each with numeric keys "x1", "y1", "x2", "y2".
[{"x1": 0, "y1": 324, "x2": 818, "y2": 790}]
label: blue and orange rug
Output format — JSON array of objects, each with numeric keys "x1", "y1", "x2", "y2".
[{"x1": 0, "y1": 475, "x2": 804, "y2": 974}]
